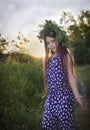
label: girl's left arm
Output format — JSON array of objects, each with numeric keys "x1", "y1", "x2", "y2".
[{"x1": 66, "y1": 54, "x2": 87, "y2": 110}]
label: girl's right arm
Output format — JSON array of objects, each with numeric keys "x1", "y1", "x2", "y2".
[{"x1": 42, "y1": 57, "x2": 48, "y2": 98}]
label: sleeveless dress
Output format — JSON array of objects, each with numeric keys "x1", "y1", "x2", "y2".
[{"x1": 42, "y1": 54, "x2": 75, "y2": 130}]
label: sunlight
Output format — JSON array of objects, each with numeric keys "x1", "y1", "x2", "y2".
[
  {"x1": 28, "y1": 41, "x2": 45, "y2": 58},
  {"x1": 30, "y1": 49, "x2": 45, "y2": 58}
]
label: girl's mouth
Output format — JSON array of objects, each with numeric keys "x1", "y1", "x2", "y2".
[{"x1": 51, "y1": 48, "x2": 55, "y2": 51}]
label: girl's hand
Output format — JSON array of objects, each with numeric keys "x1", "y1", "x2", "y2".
[
  {"x1": 76, "y1": 96, "x2": 88, "y2": 111},
  {"x1": 41, "y1": 93, "x2": 47, "y2": 99},
  {"x1": 41, "y1": 86, "x2": 48, "y2": 99}
]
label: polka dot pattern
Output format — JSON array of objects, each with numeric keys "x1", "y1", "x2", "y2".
[{"x1": 42, "y1": 54, "x2": 75, "y2": 130}]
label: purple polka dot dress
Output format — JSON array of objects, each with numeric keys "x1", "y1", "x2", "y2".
[{"x1": 42, "y1": 54, "x2": 75, "y2": 130}]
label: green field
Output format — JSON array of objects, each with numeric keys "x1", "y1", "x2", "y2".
[{"x1": 0, "y1": 56, "x2": 90, "y2": 130}]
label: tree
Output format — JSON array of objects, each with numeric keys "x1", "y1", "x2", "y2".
[
  {"x1": 59, "y1": 10, "x2": 90, "y2": 64},
  {"x1": 0, "y1": 32, "x2": 30, "y2": 55},
  {"x1": 0, "y1": 33, "x2": 8, "y2": 54}
]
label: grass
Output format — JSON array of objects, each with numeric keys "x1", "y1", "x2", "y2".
[
  {"x1": 76, "y1": 64, "x2": 90, "y2": 99},
  {"x1": 75, "y1": 64, "x2": 90, "y2": 130},
  {"x1": 0, "y1": 57, "x2": 90, "y2": 130}
]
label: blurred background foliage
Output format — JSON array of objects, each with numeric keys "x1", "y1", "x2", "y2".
[{"x1": 0, "y1": 54, "x2": 44, "y2": 130}]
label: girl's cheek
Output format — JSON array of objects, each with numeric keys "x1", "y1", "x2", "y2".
[{"x1": 53, "y1": 42, "x2": 56, "y2": 45}]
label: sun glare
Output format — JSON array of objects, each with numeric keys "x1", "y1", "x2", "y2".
[
  {"x1": 31, "y1": 50, "x2": 45, "y2": 58},
  {"x1": 29, "y1": 42, "x2": 45, "y2": 58}
]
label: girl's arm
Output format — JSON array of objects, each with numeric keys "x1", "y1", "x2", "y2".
[
  {"x1": 42, "y1": 57, "x2": 48, "y2": 98},
  {"x1": 66, "y1": 54, "x2": 87, "y2": 110}
]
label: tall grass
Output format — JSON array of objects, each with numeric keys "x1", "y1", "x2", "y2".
[
  {"x1": 0, "y1": 56, "x2": 44, "y2": 130},
  {"x1": 75, "y1": 64, "x2": 90, "y2": 130},
  {"x1": 0, "y1": 54, "x2": 90, "y2": 130}
]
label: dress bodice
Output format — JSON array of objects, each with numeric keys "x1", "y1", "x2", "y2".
[{"x1": 46, "y1": 54, "x2": 70, "y2": 93}]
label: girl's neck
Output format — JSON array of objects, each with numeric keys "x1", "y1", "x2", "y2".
[{"x1": 50, "y1": 52, "x2": 59, "y2": 58}]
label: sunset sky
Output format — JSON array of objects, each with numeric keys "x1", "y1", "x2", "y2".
[{"x1": 0, "y1": 0, "x2": 90, "y2": 57}]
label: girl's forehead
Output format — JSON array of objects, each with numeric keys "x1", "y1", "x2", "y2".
[{"x1": 45, "y1": 36, "x2": 56, "y2": 42}]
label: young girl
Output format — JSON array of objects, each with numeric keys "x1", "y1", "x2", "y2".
[{"x1": 39, "y1": 23, "x2": 87, "y2": 130}]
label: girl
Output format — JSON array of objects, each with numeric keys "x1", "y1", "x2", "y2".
[{"x1": 41, "y1": 29, "x2": 87, "y2": 130}]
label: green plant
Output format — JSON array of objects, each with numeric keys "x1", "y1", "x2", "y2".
[{"x1": 37, "y1": 20, "x2": 68, "y2": 44}]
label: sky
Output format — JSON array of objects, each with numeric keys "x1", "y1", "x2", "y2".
[{"x1": 0, "y1": 0, "x2": 90, "y2": 57}]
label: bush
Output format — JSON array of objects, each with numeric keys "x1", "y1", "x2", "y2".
[{"x1": 0, "y1": 57, "x2": 44, "y2": 130}]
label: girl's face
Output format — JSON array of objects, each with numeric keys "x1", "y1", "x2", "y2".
[{"x1": 45, "y1": 36, "x2": 58, "y2": 54}]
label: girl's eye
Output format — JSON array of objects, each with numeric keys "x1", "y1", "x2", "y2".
[
  {"x1": 46, "y1": 42, "x2": 50, "y2": 46},
  {"x1": 46, "y1": 39, "x2": 55, "y2": 46}
]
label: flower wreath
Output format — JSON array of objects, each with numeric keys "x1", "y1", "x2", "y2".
[{"x1": 37, "y1": 20, "x2": 68, "y2": 46}]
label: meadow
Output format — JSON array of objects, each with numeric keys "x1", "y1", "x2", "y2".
[{"x1": 0, "y1": 54, "x2": 90, "y2": 130}]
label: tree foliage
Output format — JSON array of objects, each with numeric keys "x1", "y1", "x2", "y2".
[
  {"x1": 59, "y1": 10, "x2": 90, "y2": 64},
  {"x1": 0, "y1": 32, "x2": 30, "y2": 55},
  {"x1": 0, "y1": 33, "x2": 8, "y2": 54}
]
